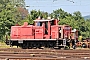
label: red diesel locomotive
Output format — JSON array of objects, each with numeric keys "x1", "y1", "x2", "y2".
[{"x1": 6, "y1": 17, "x2": 78, "y2": 49}]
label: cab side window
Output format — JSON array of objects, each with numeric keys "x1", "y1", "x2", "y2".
[{"x1": 37, "y1": 22, "x2": 42, "y2": 26}]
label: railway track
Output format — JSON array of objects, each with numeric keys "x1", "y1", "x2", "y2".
[{"x1": 0, "y1": 48, "x2": 90, "y2": 60}]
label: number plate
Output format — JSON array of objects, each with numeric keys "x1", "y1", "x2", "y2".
[{"x1": 18, "y1": 40, "x2": 23, "y2": 43}]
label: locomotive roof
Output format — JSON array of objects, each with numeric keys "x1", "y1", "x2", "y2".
[{"x1": 34, "y1": 19, "x2": 54, "y2": 22}]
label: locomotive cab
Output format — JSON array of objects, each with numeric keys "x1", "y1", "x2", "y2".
[{"x1": 34, "y1": 17, "x2": 58, "y2": 36}]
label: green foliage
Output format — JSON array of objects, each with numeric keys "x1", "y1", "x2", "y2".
[
  {"x1": 0, "y1": 0, "x2": 15, "y2": 41},
  {"x1": 28, "y1": 10, "x2": 49, "y2": 24},
  {"x1": 10, "y1": 0, "x2": 25, "y2": 7},
  {"x1": 0, "y1": 0, "x2": 26, "y2": 41},
  {"x1": 30, "y1": 10, "x2": 49, "y2": 20}
]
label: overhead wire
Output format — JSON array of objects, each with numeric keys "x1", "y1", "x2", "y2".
[
  {"x1": 27, "y1": 0, "x2": 90, "y2": 13},
  {"x1": 28, "y1": 0, "x2": 90, "y2": 7}
]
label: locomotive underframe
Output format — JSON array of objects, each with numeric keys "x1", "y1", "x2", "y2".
[{"x1": 6, "y1": 39, "x2": 70, "y2": 49}]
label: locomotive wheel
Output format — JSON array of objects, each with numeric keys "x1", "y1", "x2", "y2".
[
  {"x1": 26, "y1": 43, "x2": 29, "y2": 49},
  {"x1": 22, "y1": 43, "x2": 28, "y2": 49},
  {"x1": 72, "y1": 45, "x2": 76, "y2": 49},
  {"x1": 36, "y1": 44, "x2": 41, "y2": 49},
  {"x1": 49, "y1": 43, "x2": 54, "y2": 48},
  {"x1": 33, "y1": 44, "x2": 37, "y2": 49},
  {"x1": 82, "y1": 43, "x2": 87, "y2": 48},
  {"x1": 22, "y1": 44, "x2": 26, "y2": 49},
  {"x1": 29, "y1": 43, "x2": 33, "y2": 49}
]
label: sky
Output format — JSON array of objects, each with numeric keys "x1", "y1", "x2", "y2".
[{"x1": 25, "y1": 0, "x2": 90, "y2": 16}]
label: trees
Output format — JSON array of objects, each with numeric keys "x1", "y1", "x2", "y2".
[
  {"x1": 0, "y1": 0, "x2": 16, "y2": 41},
  {"x1": 29, "y1": 10, "x2": 49, "y2": 24},
  {"x1": 0, "y1": 0, "x2": 27, "y2": 42},
  {"x1": 9, "y1": 0, "x2": 28, "y2": 25},
  {"x1": 85, "y1": 19, "x2": 90, "y2": 38},
  {"x1": 10, "y1": 0, "x2": 25, "y2": 8}
]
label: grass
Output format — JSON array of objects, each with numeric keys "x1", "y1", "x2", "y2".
[
  {"x1": 0, "y1": 42, "x2": 10, "y2": 48},
  {"x1": 0, "y1": 42, "x2": 19, "y2": 48}
]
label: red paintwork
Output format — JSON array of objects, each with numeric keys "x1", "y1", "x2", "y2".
[
  {"x1": 35, "y1": 27, "x2": 43, "y2": 39},
  {"x1": 63, "y1": 25, "x2": 72, "y2": 39},
  {"x1": 71, "y1": 30, "x2": 78, "y2": 40},
  {"x1": 51, "y1": 25, "x2": 59, "y2": 39},
  {"x1": 10, "y1": 18, "x2": 78, "y2": 41},
  {"x1": 11, "y1": 25, "x2": 34, "y2": 39}
]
